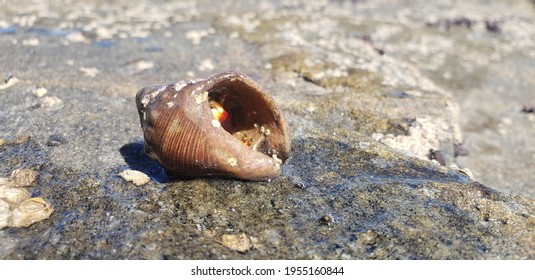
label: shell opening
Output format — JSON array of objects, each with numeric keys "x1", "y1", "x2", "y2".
[{"x1": 208, "y1": 87, "x2": 272, "y2": 153}]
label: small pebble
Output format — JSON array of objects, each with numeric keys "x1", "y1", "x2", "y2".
[
  {"x1": 135, "y1": 60, "x2": 154, "y2": 71},
  {"x1": 289, "y1": 176, "x2": 306, "y2": 189},
  {"x1": 10, "y1": 169, "x2": 38, "y2": 187},
  {"x1": 197, "y1": 58, "x2": 215, "y2": 71},
  {"x1": 185, "y1": 30, "x2": 208, "y2": 45},
  {"x1": 65, "y1": 32, "x2": 87, "y2": 43},
  {"x1": 0, "y1": 76, "x2": 20, "y2": 90},
  {"x1": 22, "y1": 38, "x2": 40, "y2": 46},
  {"x1": 119, "y1": 170, "x2": 150, "y2": 186},
  {"x1": 319, "y1": 214, "x2": 334, "y2": 226},
  {"x1": 80, "y1": 67, "x2": 99, "y2": 77},
  {"x1": 46, "y1": 134, "x2": 67, "y2": 146},
  {"x1": 40, "y1": 96, "x2": 64, "y2": 109},
  {"x1": 32, "y1": 87, "x2": 48, "y2": 97},
  {"x1": 219, "y1": 233, "x2": 252, "y2": 253},
  {"x1": 359, "y1": 230, "x2": 379, "y2": 245}
]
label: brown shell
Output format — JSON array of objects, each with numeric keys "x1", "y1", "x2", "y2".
[{"x1": 135, "y1": 71, "x2": 291, "y2": 181}]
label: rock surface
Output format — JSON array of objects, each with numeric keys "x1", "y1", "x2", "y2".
[{"x1": 0, "y1": 0, "x2": 533, "y2": 259}]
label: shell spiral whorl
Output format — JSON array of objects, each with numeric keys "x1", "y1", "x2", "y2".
[{"x1": 136, "y1": 71, "x2": 291, "y2": 181}]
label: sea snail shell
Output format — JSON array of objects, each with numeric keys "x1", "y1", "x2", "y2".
[{"x1": 135, "y1": 71, "x2": 291, "y2": 181}]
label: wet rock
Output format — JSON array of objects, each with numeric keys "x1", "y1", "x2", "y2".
[{"x1": 65, "y1": 32, "x2": 88, "y2": 43}]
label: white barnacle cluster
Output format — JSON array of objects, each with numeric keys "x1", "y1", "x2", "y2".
[
  {"x1": 190, "y1": 82, "x2": 205, "y2": 96},
  {"x1": 195, "y1": 90, "x2": 209, "y2": 104},
  {"x1": 0, "y1": 169, "x2": 53, "y2": 229},
  {"x1": 141, "y1": 85, "x2": 166, "y2": 108},
  {"x1": 140, "y1": 86, "x2": 167, "y2": 122},
  {"x1": 173, "y1": 80, "x2": 188, "y2": 92}
]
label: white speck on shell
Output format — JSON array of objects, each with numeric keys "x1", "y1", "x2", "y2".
[
  {"x1": 173, "y1": 81, "x2": 187, "y2": 92},
  {"x1": 141, "y1": 86, "x2": 166, "y2": 108},
  {"x1": 212, "y1": 119, "x2": 221, "y2": 128},
  {"x1": 166, "y1": 102, "x2": 174, "y2": 108},
  {"x1": 272, "y1": 154, "x2": 282, "y2": 164},
  {"x1": 196, "y1": 90, "x2": 209, "y2": 104},
  {"x1": 226, "y1": 157, "x2": 238, "y2": 167},
  {"x1": 191, "y1": 84, "x2": 204, "y2": 96},
  {"x1": 189, "y1": 79, "x2": 202, "y2": 84}
]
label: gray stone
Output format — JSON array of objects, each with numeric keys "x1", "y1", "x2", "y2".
[{"x1": 0, "y1": 0, "x2": 533, "y2": 259}]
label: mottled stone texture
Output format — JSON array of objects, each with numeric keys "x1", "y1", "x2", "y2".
[{"x1": 0, "y1": 0, "x2": 533, "y2": 259}]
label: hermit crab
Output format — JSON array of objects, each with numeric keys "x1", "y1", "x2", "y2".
[{"x1": 135, "y1": 71, "x2": 291, "y2": 181}]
